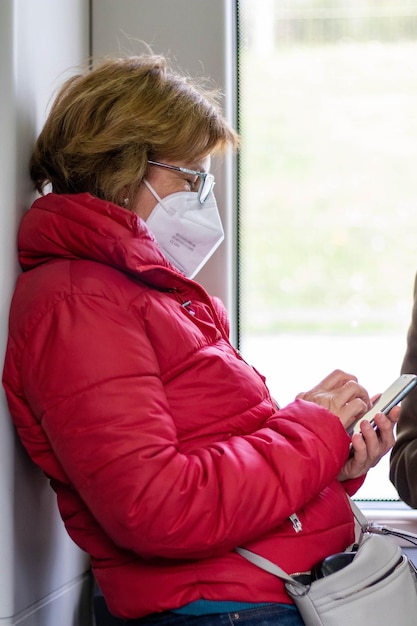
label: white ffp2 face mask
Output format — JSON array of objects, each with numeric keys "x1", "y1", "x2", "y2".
[{"x1": 143, "y1": 180, "x2": 224, "y2": 279}]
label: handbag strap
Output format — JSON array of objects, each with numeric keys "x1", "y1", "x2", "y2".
[
  {"x1": 348, "y1": 496, "x2": 417, "y2": 546},
  {"x1": 348, "y1": 495, "x2": 369, "y2": 544},
  {"x1": 364, "y1": 522, "x2": 417, "y2": 546},
  {"x1": 235, "y1": 497, "x2": 366, "y2": 586},
  {"x1": 235, "y1": 546, "x2": 307, "y2": 590},
  {"x1": 236, "y1": 496, "x2": 417, "y2": 584},
  {"x1": 347, "y1": 495, "x2": 368, "y2": 527}
]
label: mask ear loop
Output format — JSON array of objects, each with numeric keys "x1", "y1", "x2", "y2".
[{"x1": 143, "y1": 180, "x2": 176, "y2": 217}]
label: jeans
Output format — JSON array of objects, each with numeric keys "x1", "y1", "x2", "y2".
[{"x1": 124, "y1": 604, "x2": 304, "y2": 626}]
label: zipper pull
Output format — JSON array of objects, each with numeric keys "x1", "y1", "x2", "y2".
[
  {"x1": 182, "y1": 300, "x2": 195, "y2": 316},
  {"x1": 289, "y1": 513, "x2": 303, "y2": 533}
]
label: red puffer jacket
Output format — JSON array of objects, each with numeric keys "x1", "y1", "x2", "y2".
[{"x1": 3, "y1": 193, "x2": 362, "y2": 620}]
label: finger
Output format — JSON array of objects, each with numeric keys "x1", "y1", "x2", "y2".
[
  {"x1": 370, "y1": 393, "x2": 382, "y2": 405},
  {"x1": 343, "y1": 415, "x2": 395, "y2": 481},
  {"x1": 360, "y1": 415, "x2": 394, "y2": 464},
  {"x1": 337, "y1": 380, "x2": 371, "y2": 411},
  {"x1": 315, "y1": 369, "x2": 359, "y2": 392},
  {"x1": 373, "y1": 412, "x2": 396, "y2": 448},
  {"x1": 359, "y1": 419, "x2": 381, "y2": 453},
  {"x1": 347, "y1": 433, "x2": 369, "y2": 472},
  {"x1": 350, "y1": 431, "x2": 367, "y2": 459},
  {"x1": 386, "y1": 405, "x2": 400, "y2": 424},
  {"x1": 340, "y1": 397, "x2": 370, "y2": 425}
]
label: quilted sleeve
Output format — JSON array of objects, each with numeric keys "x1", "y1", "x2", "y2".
[{"x1": 14, "y1": 291, "x2": 351, "y2": 561}]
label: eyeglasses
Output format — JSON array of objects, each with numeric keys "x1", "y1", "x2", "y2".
[{"x1": 147, "y1": 160, "x2": 215, "y2": 204}]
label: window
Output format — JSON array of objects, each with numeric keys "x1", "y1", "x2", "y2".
[{"x1": 237, "y1": 0, "x2": 417, "y2": 500}]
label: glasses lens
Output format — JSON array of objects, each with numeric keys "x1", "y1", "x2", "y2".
[{"x1": 199, "y1": 174, "x2": 215, "y2": 203}]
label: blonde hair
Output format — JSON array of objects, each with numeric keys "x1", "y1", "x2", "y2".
[{"x1": 30, "y1": 55, "x2": 239, "y2": 206}]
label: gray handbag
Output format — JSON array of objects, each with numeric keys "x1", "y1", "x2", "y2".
[{"x1": 236, "y1": 499, "x2": 417, "y2": 626}]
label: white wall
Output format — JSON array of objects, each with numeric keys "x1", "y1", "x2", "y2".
[
  {"x1": 0, "y1": 1, "x2": 91, "y2": 625},
  {"x1": 92, "y1": 0, "x2": 239, "y2": 342}
]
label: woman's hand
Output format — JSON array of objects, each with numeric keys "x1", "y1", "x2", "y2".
[
  {"x1": 296, "y1": 370, "x2": 400, "y2": 480},
  {"x1": 296, "y1": 369, "x2": 371, "y2": 431},
  {"x1": 338, "y1": 406, "x2": 400, "y2": 481}
]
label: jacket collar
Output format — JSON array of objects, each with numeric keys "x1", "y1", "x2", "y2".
[{"x1": 18, "y1": 192, "x2": 181, "y2": 284}]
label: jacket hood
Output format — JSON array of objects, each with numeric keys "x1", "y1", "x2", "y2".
[{"x1": 18, "y1": 193, "x2": 176, "y2": 282}]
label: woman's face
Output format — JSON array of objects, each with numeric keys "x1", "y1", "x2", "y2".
[{"x1": 131, "y1": 155, "x2": 211, "y2": 221}]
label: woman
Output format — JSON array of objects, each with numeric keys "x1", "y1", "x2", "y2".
[{"x1": 2, "y1": 54, "x2": 398, "y2": 626}]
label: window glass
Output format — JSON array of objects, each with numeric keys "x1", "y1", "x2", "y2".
[{"x1": 237, "y1": 0, "x2": 417, "y2": 500}]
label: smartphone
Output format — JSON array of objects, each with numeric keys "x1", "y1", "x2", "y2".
[{"x1": 349, "y1": 373, "x2": 417, "y2": 437}]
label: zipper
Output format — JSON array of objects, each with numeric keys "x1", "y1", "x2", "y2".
[
  {"x1": 289, "y1": 513, "x2": 303, "y2": 533},
  {"x1": 181, "y1": 299, "x2": 195, "y2": 316}
]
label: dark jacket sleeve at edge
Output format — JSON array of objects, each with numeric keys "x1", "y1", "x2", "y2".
[{"x1": 390, "y1": 273, "x2": 417, "y2": 507}]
